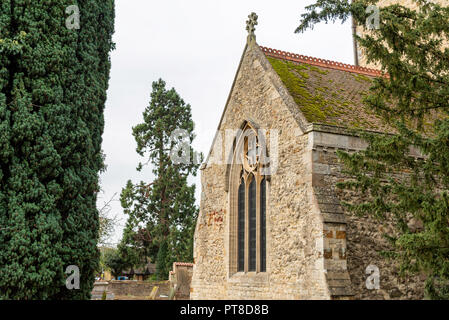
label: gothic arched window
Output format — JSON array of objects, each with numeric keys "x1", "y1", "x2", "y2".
[{"x1": 230, "y1": 124, "x2": 268, "y2": 274}]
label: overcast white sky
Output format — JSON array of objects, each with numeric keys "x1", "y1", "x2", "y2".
[{"x1": 98, "y1": 0, "x2": 354, "y2": 246}]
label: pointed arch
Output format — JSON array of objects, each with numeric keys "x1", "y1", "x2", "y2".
[{"x1": 228, "y1": 122, "x2": 268, "y2": 275}]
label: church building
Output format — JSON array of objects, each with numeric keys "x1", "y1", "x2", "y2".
[{"x1": 190, "y1": 12, "x2": 426, "y2": 300}]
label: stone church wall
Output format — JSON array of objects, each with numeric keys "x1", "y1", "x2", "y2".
[
  {"x1": 191, "y1": 43, "x2": 426, "y2": 300},
  {"x1": 191, "y1": 45, "x2": 330, "y2": 299},
  {"x1": 310, "y1": 127, "x2": 426, "y2": 299}
]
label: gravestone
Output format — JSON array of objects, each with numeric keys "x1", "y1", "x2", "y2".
[
  {"x1": 149, "y1": 286, "x2": 159, "y2": 300},
  {"x1": 168, "y1": 286, "x2": 176, "y2": 300}
]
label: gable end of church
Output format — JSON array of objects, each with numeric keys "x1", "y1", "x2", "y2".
[{"x1": 192, "y1": 36, "x2": 426, "y2": 300}]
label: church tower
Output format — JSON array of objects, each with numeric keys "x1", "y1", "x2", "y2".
[{"x1": 354, "y1": 0, "x2": 449, "y2": 68}]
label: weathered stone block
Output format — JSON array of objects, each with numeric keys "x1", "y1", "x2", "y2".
[
  {"x1": 324, "y1": 230, "x2": 334, "y2": 238},
  {"x1": 336, "y1": 231, "x2": 346, "y2": 239},
  {"x1": 323, "y1": 249, "x2": 333, "y2": 259}
]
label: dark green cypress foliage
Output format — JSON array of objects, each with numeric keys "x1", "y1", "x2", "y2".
[
  {"x1": 0, "y1": 1, "x2": 114, "y2": 299},
  {"x1": 297, "y1": 1, "x2": 449, "y2": 298},
  {"x1": 119, "y1": 79, "x2": 201, "y2": 280}
]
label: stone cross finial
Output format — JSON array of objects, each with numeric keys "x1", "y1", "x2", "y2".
[{"x1": 246, "y1": 12, "x2": 258, "y2": 45}]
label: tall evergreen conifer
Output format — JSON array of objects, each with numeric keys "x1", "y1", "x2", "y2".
[
  {"x1": 0, "y1": 1, "x2": 115, "y2": 299},
  {"x1": 119, "y1": 79, "x2": 201, "y2": 280}
]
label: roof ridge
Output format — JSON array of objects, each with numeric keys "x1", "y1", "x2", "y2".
[
  {"x1": 173, "y1": 262, "x2": 194, "y2": 267},
  {"x1": 260, "y1": 46, "x2": 383, "y2": 77}
]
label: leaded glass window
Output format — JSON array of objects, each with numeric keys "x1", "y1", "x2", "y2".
[
  {"x1": 248, "y1": 176, "x2": 257, "y2": 271},
  {"x1": 232, "y1": 124, "x2": 268, "y2": 274}
]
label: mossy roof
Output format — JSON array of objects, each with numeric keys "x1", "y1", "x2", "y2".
[{"x1": 266, "y1": 55, "x2": 394, "y2": 132}]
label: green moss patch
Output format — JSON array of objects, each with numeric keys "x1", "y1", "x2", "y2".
[
  {"x1": 267, "y1": 57, "x2": 354, "y2": 124},
  {"x1": 352, "y1": 73, "x2": 372, "y2": 83}
]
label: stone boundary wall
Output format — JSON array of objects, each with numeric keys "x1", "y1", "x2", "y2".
[
  {"x1": 110, "y1": 280, "x2": 170, "y2": 297},
  {"x1": 92, "y1": 281, "x2": 114, "y2": 300},
  {"x1": 92, "y1": 280, "x2": 170, "y2": 299}
]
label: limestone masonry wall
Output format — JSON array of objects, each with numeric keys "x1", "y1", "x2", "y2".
[
  {"x1": 191, "y1": 44, "x2": 330, "y2": 300},
  {"x1": 311, "y1": 129, "x2": 425, "y2": 299}
]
